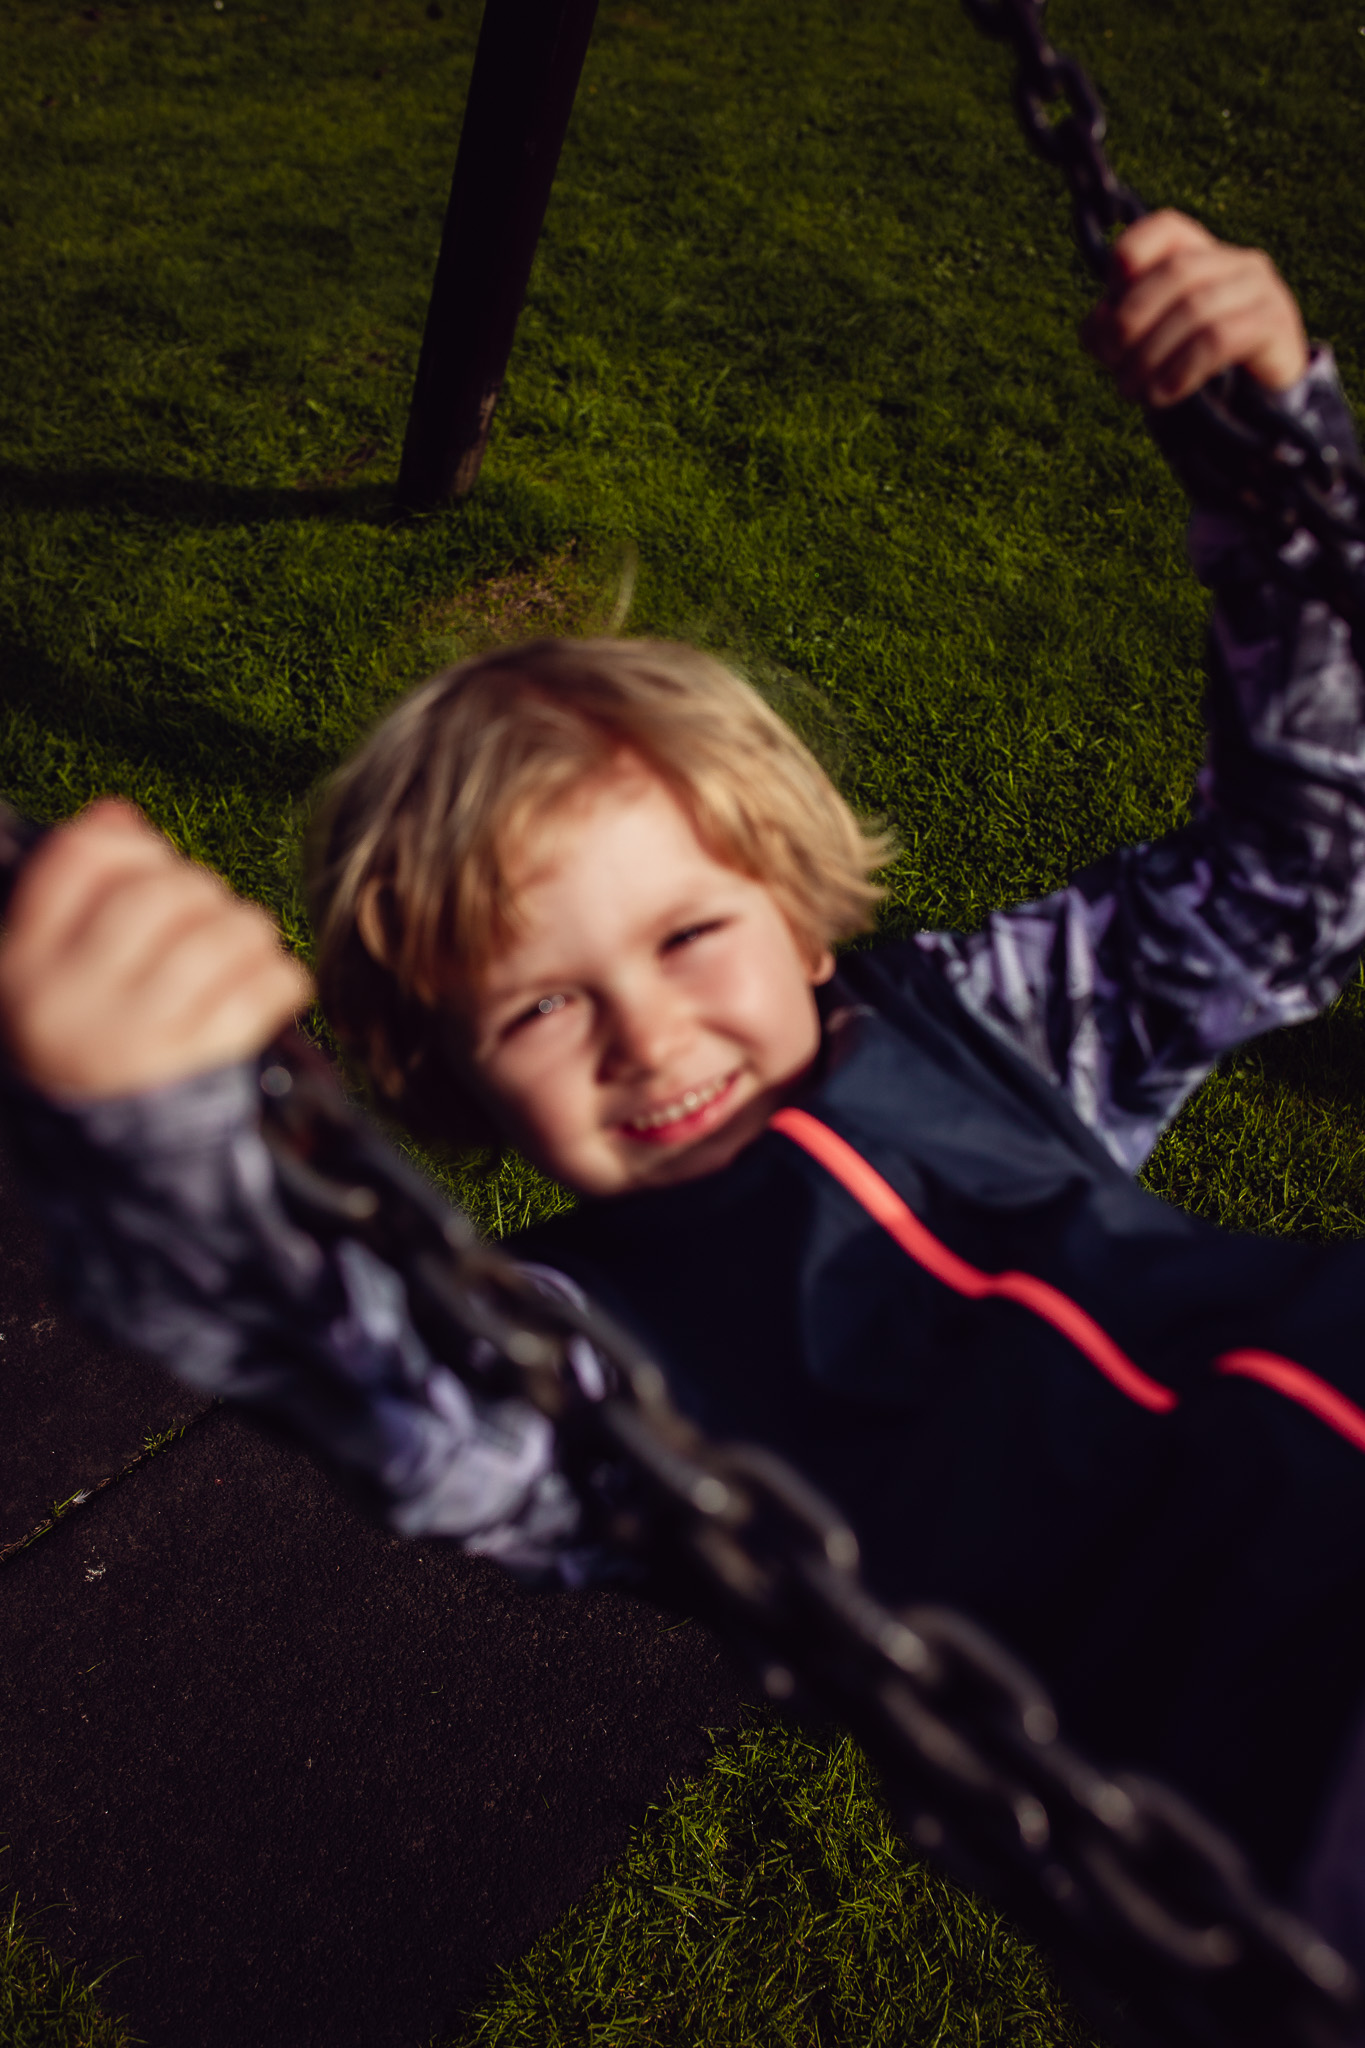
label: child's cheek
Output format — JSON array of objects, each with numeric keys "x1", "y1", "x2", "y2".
[
  {"x1": 492, "y1": 1039, "x2": 604, "y2": 1186},
  {"x1": 719, "y1": 948, "x2": 823, "y2": 1079}
]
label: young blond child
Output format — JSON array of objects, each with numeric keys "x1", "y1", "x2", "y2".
[{"x1": 7, "y1": 210, "x2": 1365, "y2": 1957}]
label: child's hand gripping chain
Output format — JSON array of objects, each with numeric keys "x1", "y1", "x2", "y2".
[
  {"x1": 1081, "y1": 209, "x2": 1308, "y2": 408},
  {"x1": 0, "y1": 799, "x2": 310, "y2": 1099}
]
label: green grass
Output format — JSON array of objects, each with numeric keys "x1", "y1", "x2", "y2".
[
  {"x1": 2, "y1": 0, "x2": 1365, "y2": 2038},
  {"x1": 443, "y1": 1718, "x2": 1095, "y2": 2048},
  {"x1": 0, "y1": 1885, "x2": 135, "y2": 2048}
]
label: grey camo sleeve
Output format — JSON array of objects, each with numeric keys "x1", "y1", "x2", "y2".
[
  {"x1": 913, "y1": 349, "x2": 1365, "y2": 1173},
  {"x1": 0, "y1": 1062, "x2": 625, "y2": 1586}
]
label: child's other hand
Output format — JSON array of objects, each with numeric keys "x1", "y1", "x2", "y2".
[
  {"x1": 1081, "y1": 209, "x2": 1309, "y2": 409},
  {"x1": 0, "y1": 799, "x2": 312, "y2": 1100}
]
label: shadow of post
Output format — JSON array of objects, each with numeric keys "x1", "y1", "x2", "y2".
[{"x1": 0, "y1": 464, "x2": 399, "y2": 529}]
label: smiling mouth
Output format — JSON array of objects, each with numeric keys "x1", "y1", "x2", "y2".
[{"x1": 622, "y1": 1071, "x2": 738, "y2": 1141}]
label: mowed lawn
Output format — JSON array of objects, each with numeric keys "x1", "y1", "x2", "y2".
[{"x1": 1, "y1": 0, "x2": 1364, "y2": 2042}]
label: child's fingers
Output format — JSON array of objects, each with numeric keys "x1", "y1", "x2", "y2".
[
  {"x1": 1, "y1": 801, "x2": 181, "y2": 978},
  {"x1": 53, "y1": 862, "x2": 247, "y2": 995},
  {"x1": 1083, "y1": 214, "x2": 1308, "y2": 405},
  {"x1": 0, "y1": 801, "x2": 312, "y2": 1098},
  {"x1": 1105, "y1": 207, "x2": 1216, "y2": 288},
  {"x1": 1088, "y1": 246, "x2": 1243, "y2": 374},
  {"x1": 175, "y1": 946, "x2": 312, "y2": 1065},
  {"x1": 6, "y1": 890, "x2": 310, "y2": 1097},
  {"x1": 1110, "y1": 261, "x2": 1274, "y2": 405},
  {"x1": 4, "y1": 861, "x2": 230, "y2": 1045},
  {"x1": 124, "y1": 916, "x2": 312, "y2": 1084}
]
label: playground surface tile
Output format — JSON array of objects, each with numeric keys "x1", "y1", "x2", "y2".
[
  {"x1": 0, "y1": 1152, "x2": 209, "y2": 1552},
  {"x1": 0, "y1": 1299, "x2": 754, "y2": 2048}
]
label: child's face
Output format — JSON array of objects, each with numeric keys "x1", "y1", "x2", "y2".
[{"x1": 456, "y1": 766, "x2": 833, "y2": 1197}]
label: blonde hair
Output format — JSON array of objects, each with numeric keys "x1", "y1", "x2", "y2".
[{"x1": 308, "y1": 636, "x2": 890, "y2": 1145}]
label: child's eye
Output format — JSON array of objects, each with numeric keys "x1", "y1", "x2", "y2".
[
  {"x1": 508, "y1": 992, "x2": 569, "y2": 1032},
  {"x1": 662, "y1": 920, "x2": 725, "y2": 953}
]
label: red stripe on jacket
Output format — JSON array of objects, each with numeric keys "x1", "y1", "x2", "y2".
[{"x1": 771, "y1": 1105, "x2": 1365, "y2": 1455}]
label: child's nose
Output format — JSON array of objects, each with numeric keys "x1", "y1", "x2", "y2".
[{"x1": 601, "y1": 987, "x2": 692, "y2": 1079}]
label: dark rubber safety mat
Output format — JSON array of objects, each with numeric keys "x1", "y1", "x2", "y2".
[
  {"x1": 0, "y1": 1151, "x2": 210, "y2": 1549},
  {"x1": 0, "y1": 1404, "x2": 755, "y2": 2048}
]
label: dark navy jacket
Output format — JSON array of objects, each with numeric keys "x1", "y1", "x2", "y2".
[{"x1": 515, "y1": 944, "x2": 1365, "y2": 1889}]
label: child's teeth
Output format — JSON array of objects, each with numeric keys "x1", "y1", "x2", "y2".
[{"x1": 631, "y1": 1077, "x2": 724, "y2": 1130}]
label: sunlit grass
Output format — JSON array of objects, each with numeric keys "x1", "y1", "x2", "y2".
[
  {"x1": 0, "y1": 1887, "x2": 137, "y2": 2048},
  {"x1": 443, "y1": 1718, "x2": 1095, "y2": 2048}
]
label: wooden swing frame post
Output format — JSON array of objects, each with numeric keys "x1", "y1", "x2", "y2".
[{"x1": 395, "y1": 0, "x2": 600, "y2": 512}]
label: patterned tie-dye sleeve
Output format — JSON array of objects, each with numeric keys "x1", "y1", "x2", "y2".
[
  {"x1": 913, "y1": 350, "x2": 1365, "y2": 1174},
  {"x1": 0, "y1": 1061, "x2": 629, "y2": 1587}
]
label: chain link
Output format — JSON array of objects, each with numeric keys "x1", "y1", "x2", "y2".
[
  {"x1": 962, "y1": 0, "x2": 1144, "y2": 278},
  {"x1": 963, "y1": 0, "x2": 1365, "y2": 634},
  {"x1": 245, "y1": 1030, "x2": 1361, "y2": 2048}
]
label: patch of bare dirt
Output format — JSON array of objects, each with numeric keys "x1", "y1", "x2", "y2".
[{"x1": 411, "y1": 545, "x2": 635, "y2": 670}]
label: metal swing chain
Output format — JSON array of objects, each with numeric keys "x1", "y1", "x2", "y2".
[
  {"x1": 962, "y1": 0, "x2": 1365, "y2": 633},
  {"x1": 961, "y1": 0, "x2": 1143, "y2": 279},
  {"x1": 242, "y1": 1026, "x2": 1358, "y2": 2048}
]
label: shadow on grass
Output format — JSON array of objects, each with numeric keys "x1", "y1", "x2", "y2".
[
  {"x1": 0, "y1": 636, "x2": 341, "y2": 803},
  {"x1": 0, "y1": 463, "x2": 399, "y2": 528},
  {"x1": 1249, "y1": 992, "x2": 1365, "y2": 1117}
]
